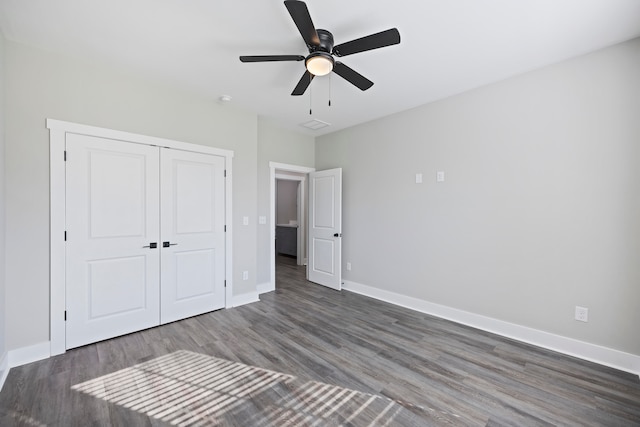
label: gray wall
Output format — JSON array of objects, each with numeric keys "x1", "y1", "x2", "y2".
[
  {"x1": 4, "y1": 40, "x2": 259, "y2": 351},
  {"x1": 256, "y1": 118, "x2": 314, "y2": 286},
  {"x1": 0, "y1": 31, "x2": 6, "y2": 360},
  {"x1": 276, "y1": 180, "x2": 298, "y2": 225},
  {"x1": 3, "y1": 28, "x2": 638, "y2": 362},
  {"x1": 316, "y1": 38, "x2": 640, "y2": 356}
]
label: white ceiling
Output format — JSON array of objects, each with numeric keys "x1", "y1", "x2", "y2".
[{"x1": 1, "y1": 0, "x2": 640, "y2": 136}]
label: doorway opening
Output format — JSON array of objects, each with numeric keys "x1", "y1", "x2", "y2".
[
  {"x1": 275, "y1": 178, "x2": 302, "y2": 262},
  {"x1": 268, "y1": 162, "x2": 315, "y2": 293}
]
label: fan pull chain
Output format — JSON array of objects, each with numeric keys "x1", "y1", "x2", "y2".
[
  {"x1": 309, "y1": 73, "x2": 313, "y2": 115},
  {"x1": 328, "y1": 74, "x2": 332, "y2": 107}
]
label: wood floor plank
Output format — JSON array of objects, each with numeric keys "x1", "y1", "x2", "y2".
[{"x1": 0, "y1": 256, "x2": 638, "y2": 426}]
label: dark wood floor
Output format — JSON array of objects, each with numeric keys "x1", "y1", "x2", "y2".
[{"x1": 1, "y1": 257, "x2": 639, "y2": 426}]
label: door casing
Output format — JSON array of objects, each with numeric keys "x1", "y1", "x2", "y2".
[{"x1": 49, "y1": 119, "x2": 234, "y2": 356}]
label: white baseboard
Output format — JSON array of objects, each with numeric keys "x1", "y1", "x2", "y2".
[
  {"x1": 0, "y1": 341, "x2": 51, "y2": 390},
  {"x1": 257, "y1": 281, "x2": 275, "y2": 295},
  {"x1": 343, "y1": 280, "x2": 640, "y2": 377},
  {"x1": 0, "y1": 351, "x2": 8, "y2": 392},
  {"x1": 232, "y1": 291, "x2": 260, "y2": 307},
  {"x1": 8, "y1": 341, "x2": 51, "y2": 368}
]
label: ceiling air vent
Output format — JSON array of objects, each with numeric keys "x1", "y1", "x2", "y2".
[{"x1": 300, "y1": 119, "x2": 330, "y2": 131}]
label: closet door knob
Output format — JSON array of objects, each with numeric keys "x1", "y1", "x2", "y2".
[
  {"x1": 163, "y1": 241, "x2": 178, "y2": 247},
  {"x1": 143, "y1": 242, "x2": 158, "y2": 249}
]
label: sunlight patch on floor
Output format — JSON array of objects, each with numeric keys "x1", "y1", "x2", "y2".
[{"x1": 72, "y1": 350, "x2": 410, "y2": 426}]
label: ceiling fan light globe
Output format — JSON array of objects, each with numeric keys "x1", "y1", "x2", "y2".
[{"x1": 306, "y1": 53, "x2": 334, "y2": 76}]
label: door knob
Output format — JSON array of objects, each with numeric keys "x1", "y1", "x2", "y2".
[
  {"x1": 333, "y1": 233, "x2": 342, "y2": 237},
  {"x1": 143, "y1": 242, "x2": 158, "y2": 249},
  {"x1": 163, "y1": 241, "x2": 178, "y2": 247}
]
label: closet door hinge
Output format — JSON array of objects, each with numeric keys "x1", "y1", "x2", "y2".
[
  {"x1": 64, "y1": 231, "x2": 67, "y2": 241},
  {"x1": 224, "y1": 280, "x2": 227, "y2": 288},
  {"x1": 224, "y1": 170, "x2": 227, "y2": 178},
  {"x1": 224, "y1": 225, "x2": 227, "y2": 232},
  {"x1": 64, "y1": 151, "x2": 67, "y2": 161},
  {"x1": 64, "y1": 310, "x2": 67, "y2": 321}
]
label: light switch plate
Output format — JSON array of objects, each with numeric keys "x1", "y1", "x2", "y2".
[
  {"x1": 259, "y1": 216, "x2": 267, "y2": 225},
  {"x1": 243, "y1": 216, "x2": 249, "y2": 226},
  {"x1": 415, "y1": 173, "x2": 423, "y2": 184},
  {"x1": 436, "y1": 171, "x2": 445, "y2": 182}
]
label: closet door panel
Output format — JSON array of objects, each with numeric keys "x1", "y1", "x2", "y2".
[
  {"x1": 160, "y1": 149, "x2": 226, "y2": 324},
  {"x1": 65, "y1": 134, "x2": 160, "y2": 349}
]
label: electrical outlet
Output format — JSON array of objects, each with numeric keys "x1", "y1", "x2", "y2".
[
  {"x1": 242, "y1": 271, "x2": 249, "y2": 281},
  {"x1": 346, "y1": 262, "x2": 352, "y2": 271},
  {"x1": 575, "y1": 306, "x2": 589, "y2": 322}
]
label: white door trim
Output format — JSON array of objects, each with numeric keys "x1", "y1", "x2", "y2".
[
  {"x1": 48, "y1": 119, "x2": 234, "y2": 356},
  {"x1": 268, "y1": 162, "x2": 315, "y2": 293}
]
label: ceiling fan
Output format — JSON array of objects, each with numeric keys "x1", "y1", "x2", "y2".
[{"x1": 239, "y1": 0, "x2": 401, "y2": 96}]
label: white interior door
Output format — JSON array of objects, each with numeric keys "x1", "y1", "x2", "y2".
[
  {"x1": 65, "y1": 134, "x2": 160, "y2": 349},
  {"x1": 308, "y1": 168, "x2": 342, "y2": 290},
  {"x1": 160, "y1": 149, "x2": 226, "y2": 324}
]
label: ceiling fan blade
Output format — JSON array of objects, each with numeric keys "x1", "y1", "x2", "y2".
[
  {"x1": 291, "y1": 70, "x2": 315, "y2": 96},
  {"x1": 333, "y1": 28, "x2": 400, "y2": 57},
  {"x1": 284, "y1": 0, "x2": 320, "y2": 48},
  {"x1": 240, "y1": 55, "x2": 305, "y2": 63},
  {"x1": 333, "y1": 62, "x2": 373, "y2": 91}
]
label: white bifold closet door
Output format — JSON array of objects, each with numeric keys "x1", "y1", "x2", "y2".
[{"x1": 65, "y1": 133, "x2": 225, "y2": 349}]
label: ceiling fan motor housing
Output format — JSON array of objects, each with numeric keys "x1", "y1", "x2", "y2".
[{"x1": 313, "y1": 29, "x2": 334, "y2": 53}]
